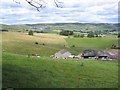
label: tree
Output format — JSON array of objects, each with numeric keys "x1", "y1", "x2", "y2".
[
  {"x1": 35, "y1": 42, "x2": 38, "y2": 44},
  {"x1": 13, "y1": 0, "x2": 63, "y2": 12},
  {"x1": 60, "y1": 30, "x2": 74, "y2": 36},
  {"x1": 87, "y1": 32, "x2": 94, "y2": 38},
  {"x1": 28, "y1": 30, "x2": 34, "y2": 35},
  {"x1": 95, "y1": 34, "x2": 98, "y2": 37},
  {"x1": 118, "y1": 33, "x2": 120, "y2": 38},
  {"x1": 80, "y1": 34, "x2": 84, "y2": 38},
  {"x1": 74, "y1": 34, "x2": 80, "y2": 38}
]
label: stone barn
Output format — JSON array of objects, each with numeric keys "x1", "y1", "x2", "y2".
[
  {"x1": 54, "y1": 50, "x2": 72, "y2": 59},
  {"x1": 111, "y1": 44, "x2": 120, "y2": 49},
  {"x1": 97, "y1": 51, "x2": 109, "y2": 60},
  {"x1": 81, "y1": 49, "x2": 97, "y2": 59}
]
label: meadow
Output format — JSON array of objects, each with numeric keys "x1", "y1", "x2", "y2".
[
  {"x1": 2, "y1": 32, "x2": 118, "y2": 56},
  {"x1": 66, "y1": 36, "x2": 118, "y2": 49},
  {"x1": 3, "y1": 52, "x2": 118, "y2": 88},
  {"x1": 2, "y1": 32, "x2": 67, "y2": 56},
  {"x1": 2, "y1": 32, "x2": 119, "y2": 88}
]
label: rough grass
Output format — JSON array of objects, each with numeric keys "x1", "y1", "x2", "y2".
[
  {"x1": 2, "y1": 32, "x2": 67, "y2": 44},
  {"x1": 2, "y1": 52, "x2": 118, "y2": 88},
  {"x1": 2, "y1": 32, "x2": 67, "y2": 56},
  {"x1": 2, "y1": 32, "x2": 118, "y2": 56},
  {"x1": 2, "y1": 32, "x2": 119, "y2": 88}
]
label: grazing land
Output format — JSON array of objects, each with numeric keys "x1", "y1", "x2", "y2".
[
  {"x1": 1, "y1": 23, "x2": 119, "y2": 88},
  {"x1": 3, "y1": 52, "x2": 118, "y2": 88}
]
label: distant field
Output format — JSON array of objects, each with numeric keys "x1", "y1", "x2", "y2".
[
  {"x1": 2, "y1": 32, "x2": 67, "y2": 56},
  {"x1": 2, "y1": 32, "x2": 118, "y2": 56},
  {"x1": 65, "y1": 37, "x2": 118, "y2": 50},
  {"x1": 2, "y1": 32, "x2": 119, "y2": 88},
  {"x1": 2, "y1": 52, "x2": 118, "y2": 88}
]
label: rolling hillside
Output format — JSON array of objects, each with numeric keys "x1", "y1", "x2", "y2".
[
  {"x1": 1, "y1": 23, "x2": 118, "y2": 34},
  {"x1": 2, "y1": 52, "x2": 118, "y2": 88},
  {"x1": 2, "y1": 29, "x2": 119, "y2": 88}
]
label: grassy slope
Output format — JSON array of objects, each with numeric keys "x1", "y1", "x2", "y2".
[
  {"x1": 2, "y1": 32, "x2": 67, "y2": 56},
  {"x1": 3, "y1": 53, "x2": 118, "y2": 88},
  {"x1": 2, "y1": 32, "x2": 118, "y2": 88},
  {"x1": 65, "y1": 37, "x2": 118, "y2": 49},
  {"x1": 2, "y1": 32, "x2": 118, "y2": 56}
]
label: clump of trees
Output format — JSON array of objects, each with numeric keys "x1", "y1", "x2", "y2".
[
  {"x1": 118, "y1": 33, "x2": 120, "y2": 38},
  {"x1": 72, "y1": 45, "x2": 75, "y2": 47},
  {"x1": 1, "y1": 29, "x2": 8, "y2": 32},
  {"x1": 60, "y1": 30, "x2": 74, "y2": 36},
  {"x1": 34, "y1": 31, "x2": 45, "y2": 33},
  {"x1": 74, "y1": 34, "x2": 84, "y2": 38},
  {"x1": 28, "y1": 30, "x2": 34, "y2": 35},
  {"x1": 87, "y1": 32, "x2": 94, "y2": 38}
]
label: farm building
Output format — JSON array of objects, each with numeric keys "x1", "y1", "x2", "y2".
[
  {"x1": 107, "y1": 51, "x2": 119, "y2": 60},
  {"x1": 81, "y1": 49, "x2": 97, "y2": 58},
  {"x1": 54, "y1": 50, "x2": 72, "y2": 59},
  {"x1": 97, "y1": 51, "x2": 109, "y2": 59},
  {"x1": 81, "y1": 50, "x2": 109, "y2": 60},
  {"x1": 111, "y1": 44, "x2": 120, "y2": 49}
]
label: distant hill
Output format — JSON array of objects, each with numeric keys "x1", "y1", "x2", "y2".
[{"x1": 0, "y1": 23, "x2": 118, "y2": 33}]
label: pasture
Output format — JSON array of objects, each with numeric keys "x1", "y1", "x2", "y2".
[
  {"x1": 2, "y1": 32, "x2": 119, "y2": 88},
  {"x1": 2, "y1": 52, "x2": 118, "y2": 88},
  {"x1": 2, "y1": 32, "x2": 67, "y2": 56},
  {"x1": 2, "y1": 32, "x2": 118, "y2": 56},
  {"x1": 65, "y1": 37, "x2": 118, "y2": 49}
]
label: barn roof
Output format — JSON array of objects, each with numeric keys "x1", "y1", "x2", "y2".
[
  {"x1": 56, "y1": 49, "x2": 69, "y2": 54},
  {"x1": 82, "y1": 49, "x2": 97, "y2": 56},
  {"x1": 97, "y1": 51, "x2": 109, "y2": 56},
  {"x1": 112, "y1": 44, "x2": 120, "y2": 47}
]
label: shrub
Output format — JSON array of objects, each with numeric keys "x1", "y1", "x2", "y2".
[
  {"x1": 28, "y1": 30, "x2": 34, "y2": 35},
  {"x1": 1, "y1": 29, "x2": 8, "y2": 32},
  {"x1": 72, "y1": 45, "x2": 75, "y2": 47},
  {"x1": 87, "y1": 32, "x2": 94, "y2": 38},
  {"x1": 35, "y1": 42, "x2": 39, "y2": 44},
  {"x1": 74, "y1": 34, "x2": 80, "y2": 38},
  {"x1": 118, "y1": 33, "x2": 120, "y2": 38},
  {"x1": 60, "y1": 30, "x2": 74, "y2": 36},
  {"x1": 80, "y1": 34, "x2": 84, "y2": 38}
]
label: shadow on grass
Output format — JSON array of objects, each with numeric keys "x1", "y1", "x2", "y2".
[{"x1": 2, "y1": 63, "x2": 41, "y2": 88}]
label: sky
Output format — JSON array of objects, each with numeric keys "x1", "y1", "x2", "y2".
[{"x1": 0, "y1": 0, "x2": 119, "y2": 24}]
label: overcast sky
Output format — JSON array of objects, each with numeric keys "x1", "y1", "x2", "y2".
[{"x1": 0, "y1": 0, "x2": 119, "y2": 24}]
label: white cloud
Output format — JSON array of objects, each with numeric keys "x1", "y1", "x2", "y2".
[{"x1": 0, "y1": 0, "x2": 119, "y2": 24}]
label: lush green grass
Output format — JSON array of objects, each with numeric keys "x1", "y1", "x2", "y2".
[
  {"x1": 65, "y1": 37, "x2": 118, "y2": 49},
  {"x1": 2, "y1": 32, "x2": 119, "y2": 88},
  {"x1": 2, "y1": 32, "x2": 118, "y2": 56},
  {"x1": 2, "y1": 52, "x2": 118, "y2": 88}
]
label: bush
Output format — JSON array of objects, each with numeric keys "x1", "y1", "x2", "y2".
[
  {"x1": 28, "y1": 30, "x2": 34, "y2": 35},
  {"x1": 60, "y1": 30, "x2": 74, "y2": 36},
  {"x1": 80, "y1": 34, "x2": 84, "y2": 38},
  {"x1": 118, "y1": 33, "x2": 120, "y2": 38},
  {"x1": 35, "y1": 42, "x2": 38, "y2": 44},
  {"x1": 1, "y1": 29, "x2": 8, "y2": 32},
  {"x1": 74, "y1": 34, "x2": 80, "y2": 38},
  {"x1": 87, "y1": 32, "x2": 94, "y2": 38},
  {"x1": 72, "y1": 45, "x2": 75, "y2": 47},
  {"x1": 43, "y1": 43, "x2": 45, "y2": 45}
]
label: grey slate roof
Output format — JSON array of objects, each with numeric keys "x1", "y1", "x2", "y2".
[{"x1": 54, "y1": 50, "x2": 71, "y2": 58}]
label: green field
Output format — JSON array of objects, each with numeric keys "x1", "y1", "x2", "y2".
[
  {"x1": 2, "y1": 32, "x2": 118, "y2": 56},
  {"x1": 66, "y1": 37, "x2": 118, "y2": 49},
  {"x1": 3, "y1": 52, "x2": 118, "y2": 88},
  {"x1": 2, "y1": 32, "x2": 119, "y2": 88},
  {"x1": 2, "y1": 32, "x2": 67, "y2": 56}
]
